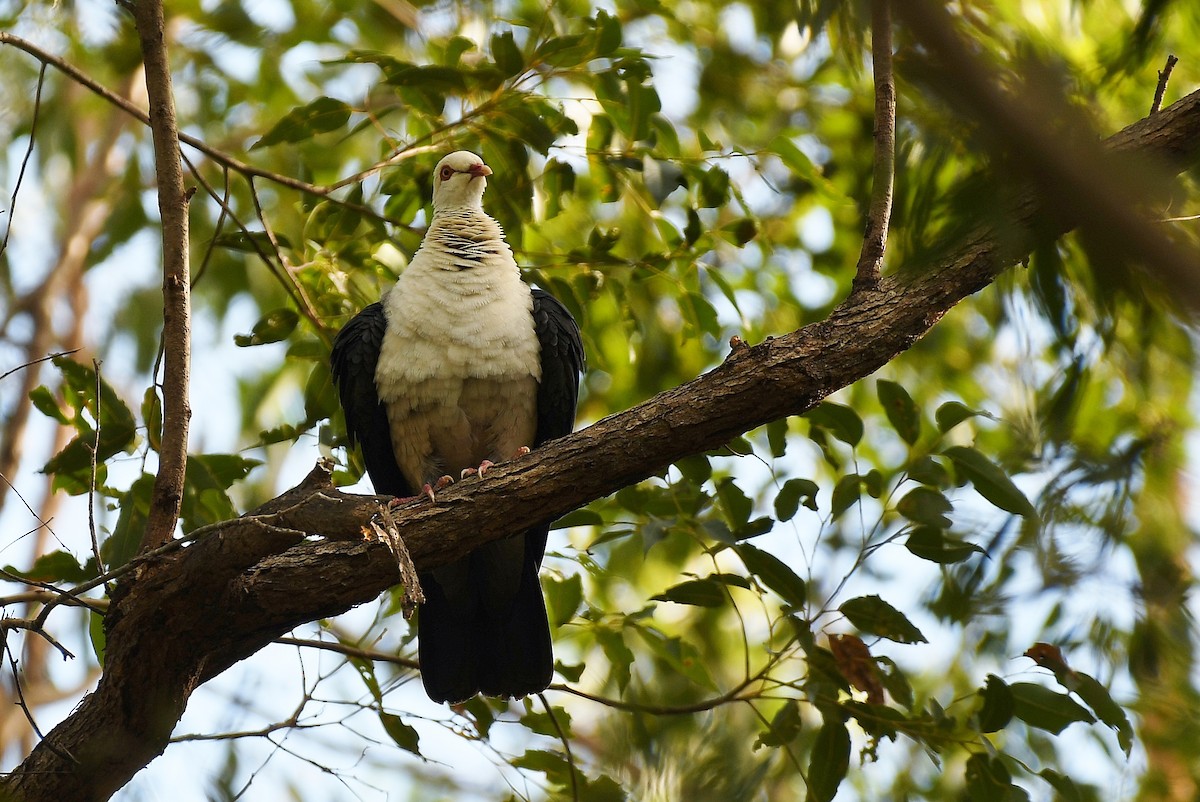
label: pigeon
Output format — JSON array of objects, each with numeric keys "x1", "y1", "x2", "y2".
[{"x1": 331, "y1": 150, "x2": 584, "y2": 703}]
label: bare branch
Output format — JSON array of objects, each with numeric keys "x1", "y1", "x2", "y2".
[
  {"x1": 1153, "y1": 54, "x2": 1179, "y2": 115},
  {"x1": 131, "y1": 1, "x2": 192, "y2": 552},
  {"x1": 853, "y1": 0, "x2": 896, "y2": 292},
  {"x1": 0, "y1": 63, "x2": 46, "y2": 261}
]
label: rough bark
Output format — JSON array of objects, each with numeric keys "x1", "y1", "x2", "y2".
[{"x1": 1, "y1": 88, "x2": 1199, "y2": 802}]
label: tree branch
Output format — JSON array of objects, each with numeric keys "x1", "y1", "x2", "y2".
[
  {"x1": 131, "y1": 2, "x2": 192, "y2": 552},
  {"x1": 2, "y1": 86, "x2": 1200, "y2": 801},
  {"x1": 853, "y1": 0, "x2": 896, "y2": 292}
]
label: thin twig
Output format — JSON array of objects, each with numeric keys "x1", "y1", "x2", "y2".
[
  {"x1": 0, "y1": 62, "x2": 46, "y2": 259},
  {"x1": 88, "y1": 360, "x2": 105, "y2": 579},
  {"x1": 0, "y1": 350, "x2": 80, "y2": 384},
  {"x1": 853, "y1": 0, "x2": 896, "y2": 292},
  {"x1": 274, "y1": 636, "x2": 420, "y2": 670},
  {"x1": 538, "y1": 692, "x2": 580, "y2": 802},
  {"x1": 1151, "y1": 54, "x2": 1179, "y2": 115},
  {"x1": 0, "y1": 617, "x2": 75, "y2": 660}
]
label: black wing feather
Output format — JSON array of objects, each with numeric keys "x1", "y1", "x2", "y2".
[
  {"x1": 329, "y1": 303, "x2": 412, "y2": 498},
  {"x1": 532, "y1": 287, "x2": 585, "y2": 446}
]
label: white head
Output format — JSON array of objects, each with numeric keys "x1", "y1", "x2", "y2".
[{"x1": 431, "y1": 150, "x2": 492, "y2": 212}]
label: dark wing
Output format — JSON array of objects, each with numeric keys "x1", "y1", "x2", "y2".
[
  {"x1": 329, "y1": 302, "x2": 412, "y2": 498},
  {"x1": 531, "y1": 287, "x2": 584, "y2": 446}
]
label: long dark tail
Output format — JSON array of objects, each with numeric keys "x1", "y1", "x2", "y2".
[{"x1": 417, "y1": 529, "x2": 552, "y2": 704}]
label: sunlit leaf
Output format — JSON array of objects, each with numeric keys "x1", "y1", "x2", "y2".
[{"x1": 545, "y1": 573, "x2": 583, "y2": 628}]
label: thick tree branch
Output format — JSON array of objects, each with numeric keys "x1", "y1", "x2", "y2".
[
  {"x1": 132, "y1": 2, "x2": 192, "y2": 551},
  {"x1": 2, "y1": 79, "x2": 1200, "y2": 802}
]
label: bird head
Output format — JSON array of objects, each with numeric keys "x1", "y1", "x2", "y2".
[{"x1": 431, "y1": 151, "x2": 492, "y2": 212}]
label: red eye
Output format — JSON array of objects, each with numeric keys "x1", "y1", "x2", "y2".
[{"x1": 439, "y1": 166, "x2": 454, "y2": 180}]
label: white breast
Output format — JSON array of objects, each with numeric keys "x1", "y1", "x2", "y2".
[{"x1": 374, "y1": 208, "x2": 542, "y2": 486}]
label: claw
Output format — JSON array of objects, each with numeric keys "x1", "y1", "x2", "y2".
[
  {"x1": 513, "y1": 446, "x2": 531, "y2": 458},
  {"x1": 419, "y1": 475, "x2": 455, "y2": 502},
  {"x1": 461, "y1": 459, "x2": 496, "y2": 480}
]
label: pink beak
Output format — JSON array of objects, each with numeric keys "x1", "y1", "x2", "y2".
[{"x1": 468, "y1": 163, "x2": 493, "y2": 178}]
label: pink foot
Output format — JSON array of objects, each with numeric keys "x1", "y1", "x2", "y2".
[
  {"x1": 461, "y1": 460, "x2": 496, "y2": 480},
  {"x1": 407, "y1": 475, "x2": 454, "y2": 502}
]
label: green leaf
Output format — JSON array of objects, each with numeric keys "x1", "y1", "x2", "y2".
[
  {"x1": 755, "y1": 699, "x2": 802, "y2": 748},
  {"x1": 187, "y1": 453, "x2": 261, "y2": 491},
  {"x1": 964, "y1": 753, "x2": 1031, "y2": 802},
  {"x1": 593, "y1": 10, "x2": 622, "y2": 55},
  {"x1": 252, "y1": 97, "x2": 353, "y2": 149},
  {"x1": 106, "y1": 473, "x2": 154, "y2": 570},
  {"x1": 839, "y1": 595, "x2": 927, "y2": 644},
  {"x1": 697, "y1": 166, "x2": 730, "y2": 208},
  {"x1": 978, "y1": 674, "x2": 1014, "y2": 732},
  {"x1": 4, "y1": 550, "x2": 95, "y2": 583},
  {"x1": 805, "y1": 402, "x2": 863, "y2": 447},
  {"x1": 89, "y1": 610, "x2": 106, "y2": 666},
  {"x1": 770, "y1": 134, "x2": 818, "y2": 177},
  {"x1": 896, "y1": 487, "x2": 953, "y2": 528},
  {"x1": 545, "y1": 574, "x2": 583, "y2": 628},
  {"x1": 513, "y1": 749, "x2": 574, "y2": 787},
  {"x1": 943, "y1": 446, "x2": 1038, "y2": 518},
  {"x1": 831, "y1": 473, "x2": 863, "y2": 519},
  {"x1": 843, "y1": 700, "x2": 907, "y2": 740},
  {"x1": 379, "y1": 712, "x2": 420, "y2": 755},
  {"x1": 652, "y1": 577, "x2": 725, "y2": 607},
  {"x1": 1039, "y1": 768, "x2": 1084, "y2": 801},
  {"x1": 877, "y1": 380, "x2": 921, "y2": 445},
  {"x1": 596, "y1": 628, "x2": 634, "y2": 693},
  {"x1": 491, "y1": 31, "x2": 524, "y2": 76},
  {"x1": 520, "y1": 706, "x2": 573, "y2": 739},
  {"x1": 809, "y1": 715, "x2": 850, "y2": 802},
  {"x1": 234, "y1": 308, "x2": 299, "y2": 347},
  {"x1": 775, "y1": 477, "x2": 819, "y2": 521},
  {"x1": 41, "y1": 357, "x2": 138, "y2": 487},
  {"x1": 551, "y1": 508, "x2": 603, "y2": 529},
  {"x1": 735, "y1": 544, "x2": 807, "y2": 607},
  {"x1": 674, "y1": 454, "x2": 712, "y2": 484},
  {"x1": 141, "y1": 387, "x2": 163, "y2": 453},
  {"x1": 935, "y1": 400, "x2": 981, "y2": 433},
  {"x1": 715, "y1": 477, "x2": 752, "y2": 530},
  {"x1": 907, "y1": 455, "x2": 949, "y2": 486},
  {"x1": 905, "y1": 527, "x2": 983, "y2": 564},
  {"x1": 1073, "y1": 672, "x2": 1134, "y2": 755},
  {"x1": 29, "y1": 385, "x2": 68, "y2": 424},
  {"x1": 578, "y1": 774, "x2": 625, "y2": 802},
  {"x1": 1010, "y1": 682, "x2": 1096, "y2": 734}
]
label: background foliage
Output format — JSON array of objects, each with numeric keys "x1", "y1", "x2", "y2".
[{"x1": 2, "y1": 0, "x2": 1199, "y2": 799}]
